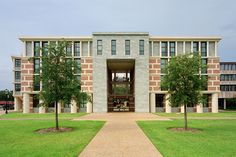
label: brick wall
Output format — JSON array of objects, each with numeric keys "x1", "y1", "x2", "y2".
[
  {"x1": 207, "y1": 58, "x2": 220, "y2": 91},
  {"x1": 21, "y1": 58, "x2": 34, "y2": 92},
  {"x1": 81, "y1": 57, "x2": 93, "y2": 93},
  {"x1": 149, "y1": 57, "x2": 161, "y2": 92}
]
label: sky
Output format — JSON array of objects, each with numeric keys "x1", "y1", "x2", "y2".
[{"x1": 0, "y1": 0, "x2": 236, "y2": 90}]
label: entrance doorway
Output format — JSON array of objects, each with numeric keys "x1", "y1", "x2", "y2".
[{"x1": 107, "y1": 59, "x2": 135, "y2": 112}]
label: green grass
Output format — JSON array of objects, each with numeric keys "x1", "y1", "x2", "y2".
[
  {"x1": 156, "y1": 111, "x2": 236, "y2": 118},
  {"x1": 0, "y1": 119, "x2": 105, "y2": 157},
  {"x1": 0, "y1": 112, "x2": 87, "y2": 119},
  {"x1": 138, "y1": 119, "x2": 236, "y2": 157}
]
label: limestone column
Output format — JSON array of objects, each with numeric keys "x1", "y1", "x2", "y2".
[
  {"x1": 150, "y1": 93, "x2": 156, "y2": 113},
  {"x1": 23, "y1": 93, "x2": 30, "y2": 113},
  {"x1": 39, "y1": 99, "x2": 46, "y2": 114},
  {"x1": 212, "y1": 93, "x2": 218, "y2": 113},
  {"x1": 87, "y1": 101, "x2": 92, "y2": 113},
  {"x1": 165, "y1": 94, "x2": 171, "y2": 113},
  {"x1": 223, "y1": 98, "x2": 226, "y2": 110},
  {"x1": 57, "y1": 101, "x2": 62, "y2": 113},
  {"x1": 180, "y1": 106, "x2": 184, "y2": 113},
  {"x1": 196, "y1": 103, "x2": 203, "y2": 113},
  {"x1": 71, "y1": 100, "x2": 78, "y2": 113},
  {"x1": 14, "y1": 97, "x2": 20, "y2": 111}
]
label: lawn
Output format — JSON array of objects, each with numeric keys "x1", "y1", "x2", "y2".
[
  {"x1": 156, "y1": 111, "x2": 236, "y2": 118},
  {"x1": 0, "y1": 113, "x2": 104, "y2": 157},
  {"x1": 0, "y1": 112, "x2": 86, "y2": 119},
  {"x1": 138, "y1": 119, "x2": 236, "y2": 157}
]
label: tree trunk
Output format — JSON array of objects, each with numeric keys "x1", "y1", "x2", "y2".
[
  {"x1": 184, "y1": 104, "x2": 188, "y2": 130},
  {"x1": 55, "y1": 101, "x2": 59, "y2": 130}
]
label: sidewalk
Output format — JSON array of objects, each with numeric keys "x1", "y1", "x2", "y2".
[{"x1": 74, "y1": 113, "x2": 170, "y2": 157}]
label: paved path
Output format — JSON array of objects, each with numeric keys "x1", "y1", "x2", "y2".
[{"x1": 74, "y1": 113, "x2": 170, "y2": 157}]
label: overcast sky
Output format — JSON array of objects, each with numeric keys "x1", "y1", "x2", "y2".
[{"x1": 1, "y1": 0, "x2": 236, "y2": 90}]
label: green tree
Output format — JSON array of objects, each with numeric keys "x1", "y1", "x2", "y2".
[
  {"x1": 161, "y1": 54, "x2": 206, "y2": 130},
  {"x1": 36, "y1": 41, "x2": 85, "y2": 130}
]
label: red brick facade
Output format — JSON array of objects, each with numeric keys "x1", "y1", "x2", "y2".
[
  {"x1": 207, "y1": 58, "x2": 220, "y2": 91},
  {"x1": 81, "y1": 57, "x2": 93, "y2": 93},
  {"x1": 149, "y1": 57, "x2": 161, "y2": 92},
  {"x1": 21, "y1": 58, "x2": 34, "y2": 92}
]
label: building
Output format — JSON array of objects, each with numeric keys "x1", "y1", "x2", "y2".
[
  {"x1": 219, "y1": 62, "x2": 236, "y2": 109},
  {"x1": 12, "y1": 32, "x2": 221, "y2": 113}
]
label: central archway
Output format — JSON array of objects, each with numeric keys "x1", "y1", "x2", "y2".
[{"x1": 107, "y1": 59, "x2": 135, "y2": 112}]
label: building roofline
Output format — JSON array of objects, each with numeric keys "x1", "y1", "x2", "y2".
[
  {"x1": 220, "y1": 62, "x2": 236, "y2": 64},
  {"x1": 19, "y1": 36, "x2": 92, "y2": 41},
  {"x1": 92, "y1": 32, "x2": 149, "y2": 36},
  {"x1": 149, "y1": 36, "x2": 221, "y2": 41}
]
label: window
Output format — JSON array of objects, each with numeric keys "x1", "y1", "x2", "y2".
[
  {"x1": 161, "y1": 42, "x2": 168, "y2": 57},
  {"x1": 15, "y1": 71, "x2": 21, "y2": 81},
  {"x1": 74, "y1": 42, "x2": 80, "y2": 56},
  {"x1": 111, "y1": 40, "x2": 116, "y2": 55},
  {"x1": 34, "y1": 41, "x2": 40, "y2": 57},
  {"x1": 26, "y1": 41, "x2": 32, "y2": 56},
  {"x1": 201, "y1": 42, "x2": 207, "y2": 57},
  {"x1": 201, "y1": 59, "x2": 207, "y2": 74},
  {"x1": 33, "y1": 75, "x2": 40, "y2": 91},
  {"x1": 97, "y1": 40, "x2": 102, "y2": 55},
  {"x1": 220, "y1": 85, "x2": 236, "y2": 91},
  {"x1": 42, "y1": 41, "x2": 48, "y2": 56},
  {"x1": 34, "y1": 58, "x2": 40, "y2": 74},
  {"x1": 169, "y1": 42, "x2": 175, "y2": 57},
  {"x1": 66, "y1": 42, "x2": 72, "y2": 56},
  {"x1": 139, "y1": 40, "x2": 144, "y2": 55},
  {"x1": 74, "y1": 58, "x2": 81, "y2": 74},
  {"x1": 15, "y1": 84, "x2": 21, "y2": 92},
  {"x1": 161, "y1": 58, "x2": 168, "y2": 73},
  {"x1": 15, "y1": 59, "x2": 21, "y2": 67},
  {"x1": 125, "y1": 40, "x2": 130, "y2": 55},
  {"x1": 193, "y1": 42, "x2": 199, "y2": 54},
  {"x1": 201, "y1": 75, "x2": 208, "y2": 90}
]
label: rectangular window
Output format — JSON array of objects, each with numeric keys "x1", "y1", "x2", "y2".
[
  {"x1": 125, "y1": 40, "x2": 130, "y2": 55},
  {"x1": 201, "y1": 42, "x2": 207, "y2": 57},
  {"x1": 34, "y1": 41, "x2": 40, "y2": 57},
  {"x1": 26, "y1": 41, "x2": 32, "y2": 56},
  {"x1": 74, "y1": 42, "x2": 80, "y2": 56},
  {"x1": 34, "y1": 58, "x2": 40, "y2": 74},
  {"x1": 74, "y1": 58, "x2": 81, "y2": 74},
  {"x1": 15, "y1": 84, "x2": 21, "y2": 92},
  {"x1": 42, "y1": 41, "x2": 48, "y2": 56},
  {"x1": 66, "y1": 42, "x2": 72, "y2": 56},
  {"x1": 201, "y1": 75, "x2": 208, "y2": 90},
  {"x1": 111, "y1": 40, "x2": 116, "y2": 55},
  {"x1": 201, "y1": 59, "x2": 207, "y2": 74},
  {"x1": 161, "y1": 42, "x2": 168, "y2": 57},
  {"x1": 169, "y1": 42, "x2": 175, "y2": 57},
  {"x1": 15, "y1": 71, "x2": 21, "y2": 81},
  {"x1": 97, "y1": 40, "x2": 102, "y2": 55},
  {"x1": 33, "y1": 75, "x2": 40, "y2": 91},
  {"x1": 139, "y1": 40, "x2": 144, "y2": 55},
  {"x1": 193, "y1": 42, "x2": 199, "y2": 54},
  {"x1": 161, "y1": 58, "x2": 168, "y2": 73},
  {"x1": 15, "y1": 59, "x2": 21, "y2": 67}
]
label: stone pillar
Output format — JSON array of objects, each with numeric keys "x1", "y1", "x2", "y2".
[
  {"x1": 196, "y1": 103, "x2": 203, "y2": 113},
  {"x1": 14, "y1": 97, "x2": 20, "y2": 111},
  {"x1": 87, "y1": 101, "x2": 92, "y2": 113},
  {"x1": 71, "y1": 100, "x2": 77, "y2": 113},
  {"x1": 180, "y1": 106, "x2": 184, "y2": 113},
  {"x1": 57, "y1": 101, "x2": 62, "y2": 113},
  {"x1": 212, "y1": 93, "x2": 218, "y2": 113},
  {"x1": 150, "y1": 93, "x2": 156, "y2": 113},
  {"x1": 23, "y1": 93, "x2": 30, "y2": 113},
  {"x1": 223, "y1": 98, "x2": 226, "y2": 110},
  {"x1": 165, "y1": 94, "x2": 171, "y2": 113},
  {"x1": 39, "y1": 99, "x2": 46, "y2": 114}
]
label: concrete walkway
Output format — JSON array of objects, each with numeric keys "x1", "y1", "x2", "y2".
[{"x1": 74, "y1": 113, "x2": 170, "y2": 157}]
